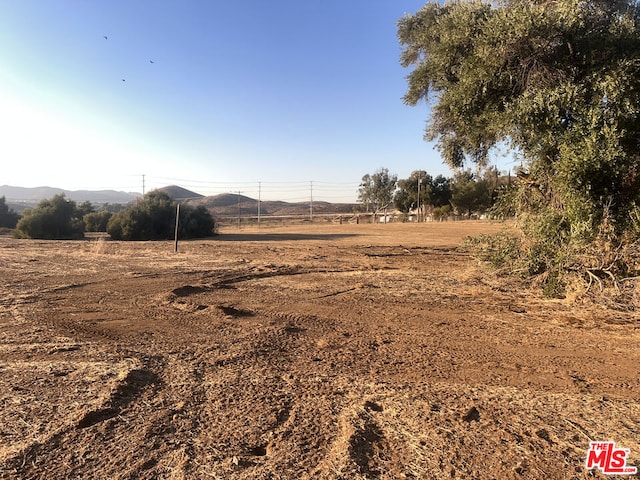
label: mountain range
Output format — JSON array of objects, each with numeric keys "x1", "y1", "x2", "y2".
[
  {"x1": 0, "y1": 185, "x2": 139, "y2": 204},
  {"x1": 1, "y1": 185, "x2": 357, "y2": 217},
  {"x1": 187, "y1": 193, "x2": 356, "y2": 217}
]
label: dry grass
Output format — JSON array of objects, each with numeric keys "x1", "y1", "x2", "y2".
[{"x1": 1, "y1": 221, "x2": 639, "y2": 479}]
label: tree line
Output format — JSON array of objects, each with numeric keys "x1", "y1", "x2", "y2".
[
  {"x1": 358, "y1": 166, "x2": 511, "y2": 220},
  {"x1": 5, "y1": 191, "x2": 215, "y2": 240},
  {"x1": 0, "y1": 196, "x2": 20, "y2": 230}
]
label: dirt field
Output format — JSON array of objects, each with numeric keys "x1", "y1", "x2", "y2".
[{"x1": 1, "y1": 221, "x2": 639, "y2": 479}]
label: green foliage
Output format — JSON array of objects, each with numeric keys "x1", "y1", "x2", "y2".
[
  {"x1": 541, "y1": 272, "x2": 566, "y2": 299},
  {"x1": 431, "y1": 175, "x2": 452, "y2": 207},
  {"x1": 394, "y1": 170, "x2": 431, "y2": 214},
  {"x1": 181, "y1": 205, "x2": 216, "y2": 238},
  {"x1": 432, "y1": 204, "x2": 452, "y2": 221},
  {"x1": 76, "y1": 201, "x2": 95, "y2": 218},
  {"x1": 358, "y1": 168, "x2": 398, "y2": 212},
  {"x1": 84, "y1": 211, "x2": 113, "y2": 232},
  {"x1": 100, "y1": 203, "x2": 128, "y2": 213},
  {"x1": 464, "y1": 232, "x2": 522, "y2": 269},
  {"x1": 0, "y1": 196, "x2": 19, "y2": 229},
  {"x1": 488, "y1": 182, "x2": 518, "y2": 219},
  {"x1": 15, "y1": 194, "x2": 84, "y2": 239},
  {"x1": 464, "y1": 229, "x2": 569, "y2": 297},
  {"x1": 106, "y1": 190, "x2": 215, "y2": 241},
  {"x1": 400, "y1": 0, "x2": 640, "y2": 297},
  {"x1": 450, "y1": 170, "x2": 491, "y2": 218},
  {"x1": 394, "y1": 171, "x2": 453, "y2": 216}
]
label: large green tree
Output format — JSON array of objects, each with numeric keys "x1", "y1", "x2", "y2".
[
  {"x1": 399, "y1": 0, "x2": 640, "y2": 291},
  {"x1": 450, "y1": 170, "x2": 491, "y2": 218},
  {"x1": 0, "y1": 196, "x2": 19, "y2": 229},
  {"x1": 358, "y1": 168, "x2": 398, "y2": 213},
  {"x1": 431, "y1": 175, "x2": 452, "y2": 208},
  {"x1": 107, "y1": 190, "x2": 215, "y2": 241},
  {"x1": 394, "y1": 170, "x2": 432, "y2": 214},
  {"x1": 15, "y1": 194, "x2": 84, "y2": 239}
]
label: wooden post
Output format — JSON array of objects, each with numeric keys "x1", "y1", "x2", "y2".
[{"x1": 174, "y1": 203, "x2": 180, "y2": 253}]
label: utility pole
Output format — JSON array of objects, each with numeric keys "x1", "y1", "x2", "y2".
[
  {"x1": 417, "y1": 175, "x2": 421, "y2": 223},
  {"x1": 142, "y1": 174, "x2": 145, "y2": 196},
  {"x1": 258, "y1": 182, "x2": 261, "y2": 227}
]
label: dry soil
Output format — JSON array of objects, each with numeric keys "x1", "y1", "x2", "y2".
[{"x1": 1, "y1": 222, "x2": 639, "y2": 479}]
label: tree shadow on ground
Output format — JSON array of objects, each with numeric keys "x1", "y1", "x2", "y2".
[{"x1": 214, "y1": 233, "x2": 361, "y2": 242}]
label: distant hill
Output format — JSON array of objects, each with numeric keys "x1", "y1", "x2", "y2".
[
  {"x1": 191, "y1": 193, "x2": 254, "y2": 208},
  {"x1": 0, "y1": 185, "x2": 357, "y2": 218},
  {"x1": 0, "y1": 185, "x2": 139, "y2": 204},
  {"x1": 155, "y1": 185, "x2": 203, "y2": 200},
  {"x1": 188, "y1": 193, "x2": 356, "y2": 217}
]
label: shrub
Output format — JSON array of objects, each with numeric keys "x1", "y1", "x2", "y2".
[
  {"x1": 464, "y1": 232, "x2": 522, "y2": 270},
  {"x1": 15, "y1": 194, "x2": 84, "y2": 239},
  {"x1": 432, "y1": 205, "x2": 451, "y2": 221},
  {"x1": 107, "y1": 191, "x2": 215, "y2": 241}
]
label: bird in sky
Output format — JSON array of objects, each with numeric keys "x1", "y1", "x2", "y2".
[{"x1": 100, "y1": 34, "x2": 154, "y2": 82}]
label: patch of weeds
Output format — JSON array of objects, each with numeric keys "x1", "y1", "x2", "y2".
[
  {"x1": 464, "y1": 231, "x2": 570, "y2": 298},
  {"x1": 541, "y1": 270, "x2": 566, "y2": 299},
  {"x1": 463, "y1": 232, "x2": 522, "y2": 269}
]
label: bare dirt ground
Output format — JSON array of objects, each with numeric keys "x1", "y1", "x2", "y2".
[{"x1": 1, "y1": 221, "x2": 639, "y2": 480}]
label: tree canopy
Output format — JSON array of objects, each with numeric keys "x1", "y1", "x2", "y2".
[
  {"x1": 84, "y1": 211, "x2": 113, "y2": 232},
  {"x1": 358, "y1": 168, "x2": 398, "y2": 213},
  {"x1": 399, "y1": 0, "x2": 640, "y2": 295},
  {"x1": 107, "y1": 190, "x2": 215, "y2": 241},
  {"x1": 0, "y1": 196, "x2": 19, "y2": 229},
  {"x1": 15, "y1": 194, "x2": 84, "y2": 239},
  {"x1": 450, "y1": 170, "x2": 491, "y2": 218},
  {"x1": 394, "y1": 171, "x2": 432, "y2": 214},
  {"x1": 394, "y1": 171, "x2": 453, "y2": 215}
]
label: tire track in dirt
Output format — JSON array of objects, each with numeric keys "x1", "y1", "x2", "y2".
[
  {"x1": 319, "y1": 399, "x2": 390, "y2": 478},
  {"x1": 2, "y1": 271, "x2": 342, "y2": 478},
  {"x1": 0, "y1": 356, "x2": 146, "y2": 475},
  {"x1": 75, "y1": 367, "x2": 160, "y2": 429},
  {"x1": 2, "y1": 229, "x2": 640, "y2": 479}
]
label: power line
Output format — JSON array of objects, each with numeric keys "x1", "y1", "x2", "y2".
[{"x1": 90, "y1": 175, "x2": 361, "y2": 203}]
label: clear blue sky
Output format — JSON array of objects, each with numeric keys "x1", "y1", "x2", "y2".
[{"x1": 0, "y1": 1, "x2": 513, "y2": 202}]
